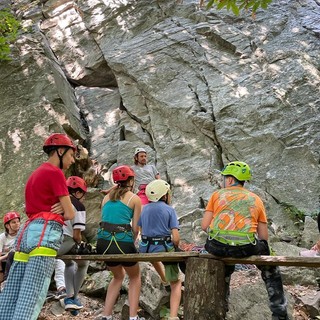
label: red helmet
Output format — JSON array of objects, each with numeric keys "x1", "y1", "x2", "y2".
[
  {"x1": 3, "y1": 211, "x2": 20, "y2": 225},
  {"x1": 66, "y1": 176, "x2": 87, "y2": 193},
  {"x1": 113, "y1": 165, "x2": 135, "y2": 183},
  {"x1": 43, "y1": 133, "x2": 76, "y2": 153}
]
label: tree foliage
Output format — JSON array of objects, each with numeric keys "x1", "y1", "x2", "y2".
[
  {"x1": 0, "y1": 9, "x2": 20, "y2": 61},
  {"x1": 206, "y1": 0, "x2": 273, "y2": 16}
]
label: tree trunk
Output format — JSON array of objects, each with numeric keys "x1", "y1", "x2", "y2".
[{"x1": 184, "y1": 257, "x2": 227, "y2": 320}]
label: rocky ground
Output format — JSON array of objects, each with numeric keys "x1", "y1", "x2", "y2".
[{"x1": 38, "y1": 268, "x2": 319, "y2": 320}]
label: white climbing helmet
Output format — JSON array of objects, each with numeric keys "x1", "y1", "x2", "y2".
[
  {"x1": 134, "y1": 147, "x2": 146, "y2": 156},
  {"x1": 146, "y1": 179, "x2": 170, "y2": 202}
]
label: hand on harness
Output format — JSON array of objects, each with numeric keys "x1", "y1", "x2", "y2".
[{"x1": 69, "y1": 242, "x2": 95, "y2": 255}]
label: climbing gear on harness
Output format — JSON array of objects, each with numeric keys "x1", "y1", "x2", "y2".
[
  {"x1": 14, "y1": 247, "x2": 57, "y2": 262},
  {"x1": 146, "y1": 179, "x2": 170, "y2": 202},
  {"x1": 3, "y1": 211, "x2": 20, "y2": 225},
  {"x1": 221, "y1": 161, "x2": 251, "y2": 181},
  {"x1": 208, "y1": 229, "x2": 256, "y2": 246},
  {"x1": 69, "y1": 242, "x2": 95, "y2": 255},
  {"x1": 67, "y1": 176, "x2": 87, "y2": 193},
  {"x1": 134, "y1": 147, "x2": 146, "y2": 155},
  {"x1": 140, "y1": 235, "x2": 172, "y2": 252},
  {"x1": 113, "y1": 165, "x2": 135, "y2": 183}
]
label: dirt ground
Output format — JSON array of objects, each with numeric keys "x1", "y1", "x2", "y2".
[{"x1": 38, "y1": 268, "x2": 319, "y2": 320}]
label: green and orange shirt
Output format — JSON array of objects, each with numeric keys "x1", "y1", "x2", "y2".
[{"x1": 205, "y1": 186, "x2": 267, "y2": 233}]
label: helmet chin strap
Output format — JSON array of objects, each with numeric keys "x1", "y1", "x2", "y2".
[{"x1": 56, "y1": 148, "x2": 69, "y2": 169}]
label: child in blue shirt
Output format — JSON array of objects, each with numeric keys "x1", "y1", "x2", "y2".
[{"x1": 138, "y1": 180, "x2": 181, "y2": 320}]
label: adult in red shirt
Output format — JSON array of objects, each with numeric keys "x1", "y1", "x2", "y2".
[{"x1": 0, "y1": 133, "x2": 76, "y2": 320}]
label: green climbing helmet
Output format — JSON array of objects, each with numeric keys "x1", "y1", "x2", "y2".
[{"x1": 221, "y1": 161, "x2": 252, "y2": 181}]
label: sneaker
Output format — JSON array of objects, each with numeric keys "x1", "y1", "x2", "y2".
[
  {"x1": 55, "y1": 287, "x2": 67, "y2": 300},
  {"x1": 64, "y1": 297, "x2": 83, "y2": 310},
  {"x1": 70, "y1": 309, "x2": 79, "y2": 316}
]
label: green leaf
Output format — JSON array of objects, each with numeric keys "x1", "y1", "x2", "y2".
[{"x1": 231, "y1": 2, "x2": 240, "y2": 15}]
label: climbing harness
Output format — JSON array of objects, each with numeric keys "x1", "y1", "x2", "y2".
[
  {"x1": 140, "y1": 235, "x2": 172, "y2": 253},
  {"x1": 208, "y1": 229, "x2": 256, "y2": 246},
  {"x1": 14, "y1": 212, "x2": 64, "y2": 261},
  {"x1": 14, "y1": 247, "x2": 57, "y2": 262},
  {"x1": 98, "y1": 222, "x2": 133, "y2": 255}
]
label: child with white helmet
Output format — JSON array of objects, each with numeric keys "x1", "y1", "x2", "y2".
[{"x1": 138, "y1": 179, "x2": 182, "y2": 320}]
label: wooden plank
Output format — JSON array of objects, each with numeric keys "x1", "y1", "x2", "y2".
[
  {"x1": 58, "y1": 251, "x2": 199, "y2": 262},
  {"x1": 58, "y1": 252, "x2": 320, "y2": 268},
  {"x1": 200, "y1": 254, "x2": 320, "y2": 268},
  {"x1": 184, "y1": 257, "x2": 227, "y2": 320}
]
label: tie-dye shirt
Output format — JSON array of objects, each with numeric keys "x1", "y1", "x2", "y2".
[{"x1": 205, "y1": 186, "x2": 267, "y2": 233}]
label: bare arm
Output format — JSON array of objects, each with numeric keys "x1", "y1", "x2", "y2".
[
  {"x1": 201, "y1": 210, "x2": 213, "y2": 231},
  {"x1": 257, "y1": 221, "x2": 268, "y2": 240},
  {"x1": 171, "y1": 228, "x2": 180, "y2": 247},
  {"x1": 73, "y1": 229, "x2": 82, "y2": 244},
  {"x1": 131, "y1": 195, "x2": 142, "y2": 241},
  {"x1": 59, "y1": 195, "x2": 75, "y2": 221},
  {"x1": 155, "y1": 173, "x2": 160, "y2": 179}
]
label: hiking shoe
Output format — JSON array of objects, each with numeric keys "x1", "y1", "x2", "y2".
[
  {"x1": 55, "y1": 287, "x2": 67, "y2": 300},
  {"x1": 64, "y1": 297, "x2": 83, "y2": 310}
]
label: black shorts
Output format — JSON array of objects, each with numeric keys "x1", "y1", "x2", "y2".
[
  {"x1": 96, "y1": 239, "x2": 138, "y2": 267},
  {"x1": 205, "y1": 238, "x2": 270, "y2": 258}
]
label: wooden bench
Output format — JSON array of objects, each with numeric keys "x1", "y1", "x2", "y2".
[{"x1": 58, "y1": 252, "x2": 320, "y2": 320}]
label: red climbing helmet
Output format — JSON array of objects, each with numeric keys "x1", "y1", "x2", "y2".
[
  {"x1": 66, "y1": 176, "x2": 87, "y2": 193},
  {"x1": 43, "y1": 133, "x2": 76, "y2": 153},
  {"x1": 113, "y1": 165, "x2": 135, "y2": 183},
  {"x1": 3, "y1": 211, "x2": 20, "y2": 225}
]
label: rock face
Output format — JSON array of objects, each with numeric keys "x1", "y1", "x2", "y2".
[
  {"x1": 0, "y1": 0, "x2": 319, "y2": 317},
  {"x1": 1, "y1": 0, "x2": 319, "y2": 239}
]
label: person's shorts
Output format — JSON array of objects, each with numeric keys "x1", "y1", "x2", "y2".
[
  {"x1": 96, "y1": 238, "x2": 138, "y2": 267},
  {"x1": 163, "y1": 262, "x2": 180, "y2": 282}
]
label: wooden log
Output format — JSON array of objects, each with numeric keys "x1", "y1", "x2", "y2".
[
  {"x1": 184, "y1": 257, "x2": 227, "y2": 320},
  {"x1": 58, "y1": 251, "x2": 199, "y2": 262},
  {"x1": 200, "y1": 254, "x2": 320, "y2": 268}
]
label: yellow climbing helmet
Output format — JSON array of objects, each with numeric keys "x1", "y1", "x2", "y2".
[
  {"x1": 221, "y1": 161, "x2": 252, "y2": 181},
  {"x1": 146, "y1": 179, "x2": 170, "y2": 202}
]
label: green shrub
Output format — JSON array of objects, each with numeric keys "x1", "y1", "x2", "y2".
[
  {"x1": 0, "y1": 9, "x2": 20, "y2": 61},
  {"x1": 206, "y1": 0, "x2": 273, "y2": 16}
]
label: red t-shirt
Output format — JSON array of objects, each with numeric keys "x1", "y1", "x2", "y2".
[{"x1": 25, "y1": 162, "x2": 69, "y2": 217}]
